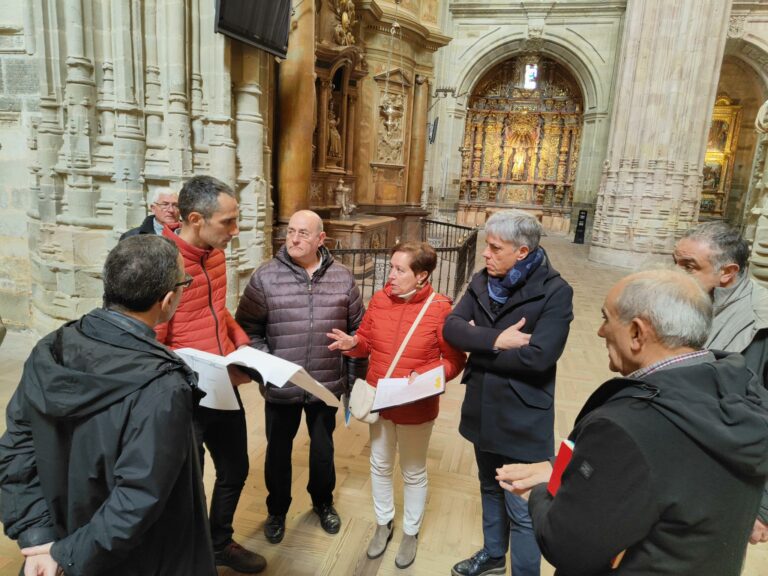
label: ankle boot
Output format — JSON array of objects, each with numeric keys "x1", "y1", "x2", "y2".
[
  {"x1": 395, "y1": 533, "x2": 418, "y2": 569},
  {"x1": 366, "y1": 521, "x2": 393, "y2": 559}
]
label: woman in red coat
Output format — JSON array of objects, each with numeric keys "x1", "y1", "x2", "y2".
[{"x1": 328, "y1": 241, "x2": 465, "y2": 569}]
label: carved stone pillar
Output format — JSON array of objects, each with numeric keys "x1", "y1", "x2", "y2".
[
  {"x1": 277, "y1": 0, "x2": 315, "y2": 221},
  {"x1": 406, "y1": 75, "x2": 429, "y2": 205},
  {"x1": 143, "y1": 0, "x2": 165, "y2": 169},
  {"x1": 165, "y1": 0, "x2": 192, "y2": 179},
  {"x1": 110, "y1": 0, "x2": 146, "y2": 231},
  {"x1": 236, "y1": 47, "x2": 268, "y2": 269},
  {"x1": 589, "y1": 0, "x2": 732, "y2": 266},
  {"x1": 60, "y1": 0, "x2": 96, "y2": 222}
]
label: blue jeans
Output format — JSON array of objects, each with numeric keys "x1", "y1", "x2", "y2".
[{"x1": 475, "y1": 447, "x2": 541, "y2": 576}]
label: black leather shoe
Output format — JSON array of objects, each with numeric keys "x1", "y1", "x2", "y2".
[
  {"x1": 313, "y1": 503, "x2": 341, "y2": 534},
  {"x1": 451, "y1": 549, "x2": 505, "y2": 576},
  {"x1": 264, "y1": 514, "x2": 286, "y2": 544},
  {"x1": 214, "y1": 541, "x2": 267, "y2": 574}
]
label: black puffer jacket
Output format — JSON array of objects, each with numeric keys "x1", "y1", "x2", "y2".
[
  {"x1": 235, "y1": 245, "x2": 365, "y2": 403},
  {"x1": 0, "y1": 308, "x2": 215, "y2": 576}
]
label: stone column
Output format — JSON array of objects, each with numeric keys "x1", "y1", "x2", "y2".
[
  {"x1": 60, "y1": 0, "x2": 97, "y2": 223},
  {"x1": 111, "y1": 0, "x2": 146, "y2": 232},
  {"x1": 589, "y1": 0, "x2": 732, "y2": 266},
  {"x1": 143, "y1": 0, "x2": 165, "y2": 169},
  {"x1": 165, "y1": 0, "x2": 192, "y2": 180},
  {"x1": 277, "y1": 0, "x2": 315, "y2": 221},
  {"x1": 236, "y1": 46, "x2": 268, "y2": 268},
  {"x1": 406, "y1": 75, "x2": 429, "y2": 205}
]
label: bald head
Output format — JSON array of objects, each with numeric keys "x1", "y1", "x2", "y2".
[
  {"x1": 289, "y1": 210, "x2": 323, "y2": 234},
  {"x1": 286, "y1": 210, "x2": 327, "y2": 269}
]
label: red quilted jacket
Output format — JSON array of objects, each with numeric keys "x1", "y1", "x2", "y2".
[
  {"x1": 155, "y1": 226, "x2": 249, "y2": 355},
  {"x1": 346, "y1": 283, "x2": 466, "y2": 425}
]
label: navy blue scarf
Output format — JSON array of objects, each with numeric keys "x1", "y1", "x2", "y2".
[{"x1": 487, "y1": 247, "x2": 544, "y2": 304}]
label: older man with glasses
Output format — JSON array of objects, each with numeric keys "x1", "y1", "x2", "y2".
[
  {"x1": 236, "y1": 209, "x2": 365, "y2": 545},
  {"x1": 120, "y1": 188, "x2": 181, "y2": 240}
]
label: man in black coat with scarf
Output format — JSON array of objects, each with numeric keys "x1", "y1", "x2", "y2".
[
  {"x1": 443, "y1": 210, "x2": 574, "y2": 576},
  {"x1": 497, "y1": 270, "x2": 768, "y2": 575},
  {"x1": 0, "y1": 235, "x2": 218, "y2": 576}
]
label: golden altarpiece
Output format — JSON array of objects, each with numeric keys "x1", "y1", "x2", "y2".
[
  {"x1": 457, "y1": 55, "x2": 583, "y2": 232},
  {"x1": 700, "y1": 94, "x2": 742, "y2": 218}
]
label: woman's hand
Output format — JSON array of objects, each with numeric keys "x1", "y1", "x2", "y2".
[{"x1": 327, "y1": 328, "x2": 358, "y2": 351}]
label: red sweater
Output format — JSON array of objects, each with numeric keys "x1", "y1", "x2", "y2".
[
  {"x1": 156, "y1": 227, "x2": 249, "y2": 355},
  {"x1": 347, "y1": 283, "x2": 466, "y2": 424}
]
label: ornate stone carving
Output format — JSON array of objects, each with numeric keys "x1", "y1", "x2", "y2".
[
  {"x1": 727, "y1": 15, "x2": 747, "y2": 39},
  {"x1": 331, "y1": 0, "x2": 357, "y2": 46}
]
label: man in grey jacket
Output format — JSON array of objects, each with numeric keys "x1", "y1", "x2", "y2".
[
  {"x1": 235, "y1": 209, "x2": 364, "y2": 544},
  {"x1": 673, "y1": 221, "x2": 768, "y2": 544}
]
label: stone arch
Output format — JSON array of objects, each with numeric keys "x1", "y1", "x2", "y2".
[
  {"x1": 455, "y1": 36, "x2": 606, "y2": 115},
  {"x1": 725, "y1": 37, "x2": 768, "y2": 92}
]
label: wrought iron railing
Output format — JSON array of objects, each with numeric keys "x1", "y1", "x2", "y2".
[{"x1": 330, "y1": 219, "x2": 478, "y2": 302}]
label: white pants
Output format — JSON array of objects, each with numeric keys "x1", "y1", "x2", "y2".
[{"x1": 369, "y1": 418, "x2": 434, "y2": 536}]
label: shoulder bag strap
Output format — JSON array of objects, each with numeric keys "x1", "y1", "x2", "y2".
[{"x1": 384, "y1": 292, "x2": 436, "y2": 378}]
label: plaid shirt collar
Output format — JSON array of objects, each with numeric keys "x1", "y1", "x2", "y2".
[{"x1": 628, "y1": 349, "x2": 711, "y2": 379}]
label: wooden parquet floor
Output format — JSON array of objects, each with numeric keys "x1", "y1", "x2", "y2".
[{"x1": 0, "y1": 235, "x2": 767, "y2": 575}]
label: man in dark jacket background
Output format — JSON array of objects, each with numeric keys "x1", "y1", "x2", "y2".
[
  {"x1": 119, "y1": 188, "x2": 180, "y2": 240},
  {"x1": 443, "y1": 210, "x2": 574, "y2": 576},
  {"x1": 497, "y1": 269, "x2": 768, "y2": 576},
  {"x1": 0, "y1": 235, "x2": 216, "y2": 576},
  {"x1": 235, "y1": 209, "x2": 365, "y2": 544}
]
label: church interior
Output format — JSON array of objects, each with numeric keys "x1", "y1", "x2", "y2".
[{"x1": 0, "y1": 0, "x2": 768, "y2": 574}]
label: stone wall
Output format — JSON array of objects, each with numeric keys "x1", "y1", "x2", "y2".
[
  {"x1": 0, "y1": 3, "x2": 36, "y2": 330},
  {"x1": 0, "y1": 0, "x2": 274, "y2": 332}
]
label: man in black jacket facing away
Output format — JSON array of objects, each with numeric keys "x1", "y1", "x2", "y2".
[
  {"x1": 0, "y1": 235, "x2": 217, "y2": 576},
  {"x1": 443, "y1": 210, "x2": 574, "y2": 576},
  {"x1": 498, "y1": 270, "x2": 768, "y2": 575}
]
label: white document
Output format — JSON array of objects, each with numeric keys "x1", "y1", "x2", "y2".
[
  {"x1": 175, "y1": 348, "x2": 240, "y2": 411},
  {"x1": 372, "y1": 365, "x2": 446, "y2": 412},
  {"x1": 176, "y1": 346, "x2": 340, "y2": 409}
]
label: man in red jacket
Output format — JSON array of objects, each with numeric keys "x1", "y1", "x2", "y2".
[{"x1": 157, "y1": 175, "x2": 265, "y2": 574}]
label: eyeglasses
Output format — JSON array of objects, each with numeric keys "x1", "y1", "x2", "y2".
[
  {"x1": 154, "y1": 202, "x2": 179, "y2": 210},
  {"x1": 286, "y1": 228, "x2": 314, "y2": 240},
  {"x1": 174, "y1": 274, "x2": 193, "y2": 289}
]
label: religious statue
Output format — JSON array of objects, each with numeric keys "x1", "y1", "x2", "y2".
[
  {"x1": 328, "y1": 110, "x2": 342, "y2": 157},
  {"x1": 511, "y1": 149, "x2": 526, "y2": 180},
  {"x1": 332, "y1": 0, "x2": 357, "y2": 46}
]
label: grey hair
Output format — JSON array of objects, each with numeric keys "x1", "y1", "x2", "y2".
[
  {"x1": 485, "y1": 210, "x2": 542, "y2": 250},
  {"x1": 681, "y1": 221, "x2": 749, "y2": 278},
  {"x1": 104, "y1": 235, "x2": 181, "y2": 312},
  {"x1": 150, "y1": 187, "x2": 177, "y2": 204},
  {"x1": 615, "y1": 270, "x2": 712, "y2": 349},
  {"x1": 178, "y1": 175, "x2": 235, "y2": 221}
]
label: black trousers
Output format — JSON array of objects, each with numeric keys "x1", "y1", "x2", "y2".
[
  {"x1": 194, "y1": 390, "x2": 249, "y2": 551},
  {"x1": 264, "y1": 401, "x2": 338, "y2": 515}
]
